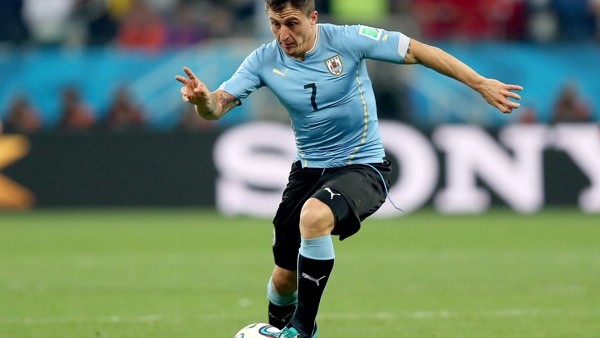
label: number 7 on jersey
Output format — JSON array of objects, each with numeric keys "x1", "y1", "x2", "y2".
[{"x1": 304, "y1": 83, "x2": 318, "y2": 111}]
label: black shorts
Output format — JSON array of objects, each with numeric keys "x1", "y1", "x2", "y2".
[{"x1": 272, "y1": 160, "x2": 391, "y2": 270}]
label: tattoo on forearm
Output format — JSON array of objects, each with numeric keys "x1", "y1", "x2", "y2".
[
  {"x1": 219, "y1": 91, "x2": 239, "y2": 114},
  {"x1": 196, "y1": 91, "x2": 238, "y2": 120}
]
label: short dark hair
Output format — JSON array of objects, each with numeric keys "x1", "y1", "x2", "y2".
[{"x1": 265, "y1": 0, "x2": 315, "y2": 16}]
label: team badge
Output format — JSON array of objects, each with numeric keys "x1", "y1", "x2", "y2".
[{"x1": 325, "y1": 54, "x2": 343, "y2": 76}]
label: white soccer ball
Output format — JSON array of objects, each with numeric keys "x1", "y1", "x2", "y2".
[{"x1": 234, "y1": 323, "x2": 280, "y2": 338}]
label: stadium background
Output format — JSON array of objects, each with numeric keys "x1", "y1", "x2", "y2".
[
  {"x1": 1, "y1": 1, "x2": 600, "y2": 338},
  {"x1": 1, "y1": 0, "x2": 599, "y2": 213}
]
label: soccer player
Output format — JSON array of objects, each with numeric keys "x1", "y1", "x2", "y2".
[{"x1": 175, "y1": 1, "x2": 522, "y2": 337}]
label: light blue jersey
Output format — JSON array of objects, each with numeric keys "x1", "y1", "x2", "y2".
[{"x1": 220, "y1": 24, "x2": 411, "y2": 168}]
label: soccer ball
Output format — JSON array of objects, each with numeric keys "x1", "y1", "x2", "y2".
[{"x1": 234, "y1": 323, "x2": 280, "y2": 337}]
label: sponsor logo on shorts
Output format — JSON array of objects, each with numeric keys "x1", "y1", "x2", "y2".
[{"x1": 324, "y1": 187, "x2": 341, "y2": 199}]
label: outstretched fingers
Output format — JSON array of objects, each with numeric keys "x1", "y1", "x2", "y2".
[
  {"x1": 505, "y1": 84, "x2": 524, "y2": 92},
  {"x1": 497, "y1": 83, "x2": 523, "y2": 113},
  {"x1": 503, "y1": 90, "x2": 522, "y2": 101},
  {"x1": 495, "y1": 102, "x2": 513, "y2": 114},
  {"x1": 183, "y1": 66, "x2": 198, "y2": 81},
  {"x1": 175, "y1": 75, "x2": 188, "y2": 85},
  {"x1": 176, "y1": 66, "x2": 209, "y2": 105},
  {"x1": 175, "y1": 67, "x2": 201, "y2": 87}
]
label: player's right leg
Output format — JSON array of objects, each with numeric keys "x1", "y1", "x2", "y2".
[
  {"x1": 278, "y1": 161, "x2": 392, "y2": 338},
  {"x1": 281, "y1": 197, "x2": 335, "y2": 338}
]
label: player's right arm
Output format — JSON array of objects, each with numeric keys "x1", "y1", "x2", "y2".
[{"x1": 175, "y1": 67, "x2": 240, "y2": 120}]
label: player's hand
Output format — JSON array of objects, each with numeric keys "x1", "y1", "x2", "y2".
[
  {"x1": 478, "y1": 78, "x2": 523, "y2": 114},
  {"x1": 175, "y1": 67, "x2": 211, "y2": 107}
]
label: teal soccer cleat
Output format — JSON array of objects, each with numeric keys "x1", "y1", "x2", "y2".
[
  {"x1": 277, "y1": 326, "x2": 299, "y2": 338},
  {"x1": 277, "y1": 326, "x2": 318, "y2": 338}
]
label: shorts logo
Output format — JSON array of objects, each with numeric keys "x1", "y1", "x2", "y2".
[
  {"x1": 324, "y1": 187, "x2": 341, "y2": 199},
  {"x1": 359, "y1": 25, "x2": 382, "y2": 41},
  {"x1": 325, "y1": 54, "x2": 343, "y2": 76}
]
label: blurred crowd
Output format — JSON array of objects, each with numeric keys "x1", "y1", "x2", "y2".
[
  {"x1": 1, "y1": 0, "x2": 599, "y2": 49},
  {"x1": 0, "y1": 0, "x2": 256, "y2": 50},
  {"x1": 0, "y1": 0, "x2": 598, "y2": 134},
  {"x1": 3, "y1": 0, "x2": 246, "y2": 134},
  {"x1": 2, "y1": 85, "x2": 147, "y2": 134},
  {"x1": 407, "y1": 0, "x2": 600, "y2": 42}
]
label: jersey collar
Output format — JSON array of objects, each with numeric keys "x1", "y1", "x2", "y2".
[{"x1": 304, "y1": 24, "x2": 320, "y2": 57}]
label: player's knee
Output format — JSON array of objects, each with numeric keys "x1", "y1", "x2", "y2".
[
  {"x1": 271, "y1": 266, "x2": 297, "y2": 295},
  {"x1": 299, "y1": 198, "x2": 334, "y2": 238}
]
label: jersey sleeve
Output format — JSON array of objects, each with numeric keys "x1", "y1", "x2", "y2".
[
  {"x1": 343, "y1": 25, "x2": 411, "y2": 64},
  {"x1": 218, "y1": 48, "x2": 263, "y2": 100}
]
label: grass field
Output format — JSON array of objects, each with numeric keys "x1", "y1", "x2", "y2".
[{"x1": 0, "y1": 209, "x2": 599, "y2": 338}]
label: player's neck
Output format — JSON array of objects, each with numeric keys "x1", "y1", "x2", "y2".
[{"x1": 295, "y1": 25, "x2": 318, "y2": 61}]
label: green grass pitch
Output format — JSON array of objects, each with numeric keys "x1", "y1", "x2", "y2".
[{"x1": 1, "y1": 209, "x2": 599, "y2": 338}]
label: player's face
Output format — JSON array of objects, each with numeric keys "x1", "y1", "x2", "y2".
[{"x1": 267, "y1": 4, "x2": 317, "y2": 59}]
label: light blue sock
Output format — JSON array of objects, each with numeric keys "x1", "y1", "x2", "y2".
[
  {"x1": 299, "y1": 235, "x2": 335, "y2": 260},
  {"x1": 267, "y1": 278, "x2": 297, "y2": 306}
]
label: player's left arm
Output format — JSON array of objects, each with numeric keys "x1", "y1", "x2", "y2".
[{"x1": 403, "y1": 39, "x2": 523, "y2": 114}]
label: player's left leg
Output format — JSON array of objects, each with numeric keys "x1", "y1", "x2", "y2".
[
  {"x1": 270, "y1": 161, "x2": 324, "y2": 332},
  {"x1": 268, "y1": 266, "x2": 297, "y2": 329}
]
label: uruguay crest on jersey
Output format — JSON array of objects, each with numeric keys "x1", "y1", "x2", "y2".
[{"x1": 325, "y1": 54, "x2": 343, "y2": 76}]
